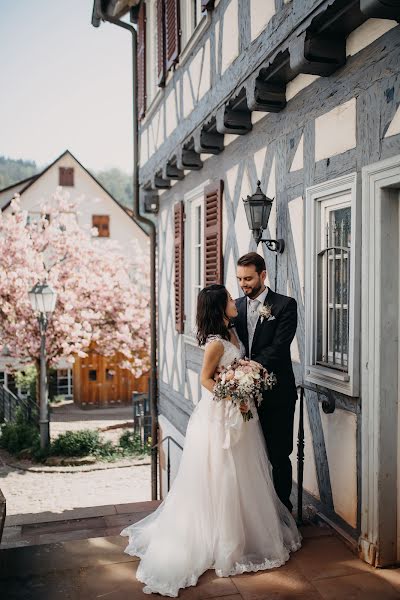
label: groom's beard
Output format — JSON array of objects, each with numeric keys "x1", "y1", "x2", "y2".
[{"x1": 242, "y1": 282, "x2": 263, "y2": 299}]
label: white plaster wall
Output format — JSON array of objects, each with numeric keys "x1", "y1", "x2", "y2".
[
  {"x1": 221, "y1": 0, "x2": 239, "y2": 75},
  {"x1": 315, "y1": 99, "x2": 357, "y2": 162},
  {"x1": 346, "y1": 18, "x2": 398, "y2": 57},
  {"x1": 288, "y1": 196, "x2": 304, "y2": 302},
  {"x1": 320, "y1": 407, "x2": 358, "y2": 528},
  {"x1": 286, "y1": 74, "x2": 319, "y2": 102},
  {"x1": 250, "y1": 0, "x2": 275, "y2": 41},
  {"x1": 290, "y1": 137, "x2": 304, "y2": 172},
  {"x1": 165, "y1": 89, "x2": 178, "y2": 138},
  {"x1": 291, "y1": 400, "x2": 320, "y2": 500},
  {"x1": 158, "y1": 414, "x2": 185, "y2": 498},
  {"x1": 385, "y1": 106, "x2": 400, "y2": 138},
  {"x1": 2, "y1": 153, "x2": 148, "y2": 258}
]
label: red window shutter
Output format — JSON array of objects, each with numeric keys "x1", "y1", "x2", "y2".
[
  {"x1": 174, "y1": 201, "x2": 185, "y2": 333},
  {"x1": 137, "y1": 1, "x2": 146, "y2": 119},
  {"x1": 157, "y1": 0, "x2": 166, "y2": 86},
  {"x1": 204, "y1": 180, "x2": 224, "y2": 286},
  {"x1": 165, "y1": 0, "x2": 180, "y2": 71}
]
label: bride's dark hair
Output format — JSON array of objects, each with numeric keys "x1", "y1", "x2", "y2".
[{"x1": 196, "y1": 284, "x2": 231, "y2": 346}]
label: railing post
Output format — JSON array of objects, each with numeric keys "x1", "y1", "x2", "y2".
[
  {"x1": 297, "y1": 386, "x2": 305, "y2": 525},
  {"x1": 167, "y1": 437, "x2": 171, "y2": 492}
]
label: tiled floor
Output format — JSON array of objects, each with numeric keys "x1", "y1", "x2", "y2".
[{"x1": 1, "y1": 502, "x2": 400, "y2": 599}]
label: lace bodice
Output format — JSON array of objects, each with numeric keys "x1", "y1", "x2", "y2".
[{"x1": 205, "y1": 331, "x2": 245, "y2": 368}]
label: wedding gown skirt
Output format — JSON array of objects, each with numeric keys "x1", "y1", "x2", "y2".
[{"x1": 121, "y1": 386, "x2": 301, "y2": 597}]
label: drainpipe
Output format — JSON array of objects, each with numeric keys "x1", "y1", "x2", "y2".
[{"x1": 92, "y1": 5, "x2": 158, "y2": 500}]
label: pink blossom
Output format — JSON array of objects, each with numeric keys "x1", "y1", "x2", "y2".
[{"x1": 0, "y1": 194, "x2": 150, "y2": 378}]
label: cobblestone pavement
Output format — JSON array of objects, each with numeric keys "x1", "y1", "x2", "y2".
[{"x1": 0, "y1": 402, "x2": 151, "y2": 518}]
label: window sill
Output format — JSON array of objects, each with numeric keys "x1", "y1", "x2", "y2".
[{"x1": 304, "y1": 365, "x2": 357, "y2": 397}]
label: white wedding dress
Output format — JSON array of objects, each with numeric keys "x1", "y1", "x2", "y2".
[{"x1": 121, "y1": 334, "x2": 301, "y2": 597}]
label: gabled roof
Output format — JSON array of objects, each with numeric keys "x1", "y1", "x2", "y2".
[{"x1": 0, "y1": 149, "x2": 148, "y2": 235}]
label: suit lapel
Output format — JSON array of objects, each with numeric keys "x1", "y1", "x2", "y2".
[
  {"x1": 251, "y1": 287, "x2": 274, "y2": 351},
  {"x1": 236, "y1": 296, "x2": 249, "y2": 356}
]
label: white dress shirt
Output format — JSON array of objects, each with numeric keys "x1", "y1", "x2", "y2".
[{"x1": 247, "y1": 287, "x2": 269, "y2": 353}]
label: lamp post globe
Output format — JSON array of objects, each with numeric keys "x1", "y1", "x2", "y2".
[{"x1": 28, "y1": 282, "x2": 57, "y2": 315}]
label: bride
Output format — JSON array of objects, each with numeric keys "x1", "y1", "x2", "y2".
[{"x1": 121, "y1": 284, "x2": 301, "y2": 596}]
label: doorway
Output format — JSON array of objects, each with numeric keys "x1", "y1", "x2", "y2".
[{"x1": 361, "y1": 155, "x2": 400, "y2": 566}]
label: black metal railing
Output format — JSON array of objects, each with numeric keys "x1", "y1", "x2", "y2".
[
  {"x1": 152, "y1": 435, "x2": 183, "y2": 495},
  {"x1": 296, "y1": 382, "x2": 336, "y2": 524},
  {"x1": 0, "y1": 384, "x2": 39, "y2": 426}
]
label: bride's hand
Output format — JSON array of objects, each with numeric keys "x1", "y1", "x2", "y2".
[{"x1": 239, "y1": 402, "x2": 249, "y2": 413}]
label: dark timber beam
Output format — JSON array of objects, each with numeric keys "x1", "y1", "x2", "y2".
[
  {"x1": 163, "y1": 160, "x2": 184, "y2": 180},
  {"x1": 215, "y1": 105, "x2": 252, "y2": 135},
  {"x1": 246, "y1": 73, "x2": 287, "y2": 112},
  {"x1": 360, "y1": 0, "x2": 400, "y2": 20},
  {"x1": 289, "y1": 30, "x2": 346, "y2": 76},
  {"x1": 177, "y1": 147, "x2": 203, "y2": 170},
  {"x1": 194, "y1": 128, "x2": 225, "y2": 154},
  {"x1": 153, "y1": 171, "x2": 171, "y2": 189}
]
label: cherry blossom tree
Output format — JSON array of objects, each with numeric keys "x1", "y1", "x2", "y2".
[{"x1": 0, "y1": 191, "x2": 150, "y2": 388}]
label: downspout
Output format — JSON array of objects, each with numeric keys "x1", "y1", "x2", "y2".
[{"x1": 93, "y1": 7, "x2": 158, "y2": 500}]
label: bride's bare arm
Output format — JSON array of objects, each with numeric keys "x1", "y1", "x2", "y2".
[{"x1": 200, "y1": 340, "x2": 224, "y2": 393}]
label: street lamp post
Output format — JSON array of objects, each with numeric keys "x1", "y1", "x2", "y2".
[
  {"x1": 243, "y1": 181, "x2": 285, "y2": 253},
  {"x1": 28, "y1": 282, "x2": 57, "y2": 449}
]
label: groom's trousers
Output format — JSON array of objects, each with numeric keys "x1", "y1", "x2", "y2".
[{"x1": 258, "y1": 398, "x2": 296, "y2": 512}]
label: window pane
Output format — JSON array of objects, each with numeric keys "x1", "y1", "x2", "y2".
[
  {"x1": 329, "y1": 207, "x2": 351, "y2": 247},
  {"x1": 89, "y1": 370, "x2": 97, "y2": 382},
  {"x1": 317, "y1": 205, "x2": 351, "y2": 371}
]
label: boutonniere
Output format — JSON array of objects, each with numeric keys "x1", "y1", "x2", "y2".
[{"x1": 258, "y1": 303, "x2": 275, "y2": 323}]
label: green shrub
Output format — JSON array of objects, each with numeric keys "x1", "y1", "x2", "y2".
[
  {"x1": 119, "y1": 430, "x2": 150, "y2": 455},
  {"x1": 0, "y1": 416, "x2": 39, "y2": 454},
  {"x1": 50, "y1": 429, "x2": 102, "y2": 457}
]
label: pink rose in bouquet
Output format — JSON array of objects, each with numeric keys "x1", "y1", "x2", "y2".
[{"x1": 213, "y1": 358, "x2": 277, "y2": 422}]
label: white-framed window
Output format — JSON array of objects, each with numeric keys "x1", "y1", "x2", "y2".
[
  {"x1": 146, "y1": 0, "x2": 158, "y2": 108},
  {"x1": 305, "y1": 172, "x2": 360, "y2": 396},
  {"x1": 57, "y1": 368, "x2": 73, "y2": 398},
  {"x1": 181, "y1": 0, "x2": 205, "y2": 48},
  {"x1": 184, "y1": 181, "x2": 208, "y2": 337}
]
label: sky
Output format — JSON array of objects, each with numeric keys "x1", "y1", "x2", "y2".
[{"x1": 0, "y1": 0, "x2": 134, "y2": 173}]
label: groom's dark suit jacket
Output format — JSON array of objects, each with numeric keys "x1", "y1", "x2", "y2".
[{"x1": 234, "y1": 288, "x2": 298, "y2": 406}]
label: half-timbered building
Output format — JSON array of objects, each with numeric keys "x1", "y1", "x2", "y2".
[{"x1": 93, "y1": 0, "x2": 400, "y2": 567}]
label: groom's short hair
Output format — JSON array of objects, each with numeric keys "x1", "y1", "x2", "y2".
[{"x1": 237, "y1": 252, "x2": 266, "y2": 274}]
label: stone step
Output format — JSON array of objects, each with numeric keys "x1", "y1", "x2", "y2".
[{"x1": 1, "y1": 500, "x2": 161, "y2": 549}]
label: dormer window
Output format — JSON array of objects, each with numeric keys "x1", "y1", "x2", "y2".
[{"x1": 59, "y1": 167, "x2": 74, "y2": 187}]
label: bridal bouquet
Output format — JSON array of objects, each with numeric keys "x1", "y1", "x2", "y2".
[{"x1": 213, "y1": 358, "x2": 277, "y2": 422}]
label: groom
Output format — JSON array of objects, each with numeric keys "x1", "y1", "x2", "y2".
[{"x1": 233, "y1": 252, "x2": 298, "y2": 512}]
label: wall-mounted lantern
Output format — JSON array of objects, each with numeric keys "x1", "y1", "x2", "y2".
[{"x1": 243, "y1": 181, "x2": 285, "y2": 253}]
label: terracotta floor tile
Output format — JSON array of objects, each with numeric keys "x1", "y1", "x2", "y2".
[
  {"x1": 292, "y1": 535, "x2": 373, "y2": 581},
  {"x1": 374, "y1": 568, "x2": 400, "y2": 593},
  {"x1": 78, "y1": 561, "x2": 147, "y2": 600},
  {"x1": 231, "y1": 560, "x2": 323, "y2": 600},
  {"x1": 312, "y1": 572, "x2": 400, "y2": 599}
]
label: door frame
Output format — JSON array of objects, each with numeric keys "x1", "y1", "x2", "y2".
[{"x1": 360, "y1": 154, "x2": 400, "y2": 566}]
